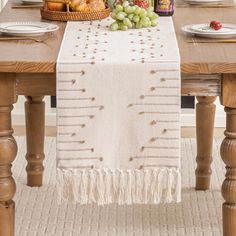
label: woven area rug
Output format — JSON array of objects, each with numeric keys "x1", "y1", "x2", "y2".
[{"x1": 14, "y1": 137, "x2": 223, "y2": 236}]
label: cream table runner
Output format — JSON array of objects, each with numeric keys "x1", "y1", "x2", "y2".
[{"x1": 57, "y1": 17, "x2": 181, "y2": 205}]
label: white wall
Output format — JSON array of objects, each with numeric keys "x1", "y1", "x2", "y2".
[
  {"x1": 13, "y1": 97, "x2": 56, "y2": 126},
  {"x1": 13, "y1": 96, "x2": 226, "y2": 127},
  {"x1": 181, "y1": 97, "x2": 226, "y2": 127}
]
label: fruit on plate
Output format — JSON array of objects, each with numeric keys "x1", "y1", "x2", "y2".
[
  {"x1": 210, "y1": 20, "x2": 222, "y2": 31},
  {"x1": 210, "y1": 20, "x2": 217, "y2": 28},
  {"x1": 110, "y1": 1, "x2": 158, "y2": 31},
  {"x1": 47, "y1": 1, "x2": 66, "y2": 11},
  {"x1": 134, "y1": 0, "x2": 149, "y2": 9},
  {"x1": 69, "y1": 0, "x2": 105, "y2": 12}
]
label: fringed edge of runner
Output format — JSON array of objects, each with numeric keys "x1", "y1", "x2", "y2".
[{"x1": 57, "y1": 168, "x2": 181, "y2": 205}]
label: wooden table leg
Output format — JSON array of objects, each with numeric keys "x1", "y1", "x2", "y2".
[
  {"x1": 195, "y1": 96, "x2": 216, "y2": 190},
  {"x1": 220, "y1": 74, "x2": 236, "y2": 236},
  {"x1": 25, "y1": 96, "x2": 45, "y2": 187},
  {"x1": 221, "y1": 107, "x2": 236, "y2": 236},
  {"x1": 0, "y1": 77, "x2": 17, "y2": 236}
]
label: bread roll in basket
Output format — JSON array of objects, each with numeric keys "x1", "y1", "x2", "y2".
[{"x1": 40, "y1": 0, "x2": 110, "y2": 21}]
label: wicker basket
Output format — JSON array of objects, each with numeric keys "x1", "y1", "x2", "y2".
[{"x1": 41, "y1": 0, "x2": 110, "y2": 21}]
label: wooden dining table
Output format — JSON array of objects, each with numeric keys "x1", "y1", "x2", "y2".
[{"x1": 0, "y1": 2, "x2": 235, "y2": 236}]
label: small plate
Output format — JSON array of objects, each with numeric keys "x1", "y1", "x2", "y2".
[
  {"x1": 0, "y1": 22, "x2": 59, "y2": 36},
  {"x1": 184, "y1": 0, "x2": 223, "y2": 3},
  {"x1": 184, "y1": 1, "x2": 222, "y2": 5},
  {"x1": 183, "y1": 0, "x2": 223, "y2": 5},
  {"x1": 190, "y1": 23, "x2": 236, "y2": 34},
  {"x1": 182, "y1": 24, "x2": 236, "y2": 38}
]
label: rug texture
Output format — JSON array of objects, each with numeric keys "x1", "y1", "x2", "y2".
[{"x1": 14, "y1": 137, "x2": 224, "y2": 236}]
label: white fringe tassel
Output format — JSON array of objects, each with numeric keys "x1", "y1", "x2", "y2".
[{"x1": 57, "y1": 168, "x2": 181, "y2": 205}]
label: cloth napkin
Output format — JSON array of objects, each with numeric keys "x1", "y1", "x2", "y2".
[{"x1": 57, "y1": 17, "x2": 181, "y2": 205}]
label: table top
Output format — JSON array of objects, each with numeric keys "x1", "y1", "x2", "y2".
[
  {"x1": 0, "y1": 1, "x2": 236, "y2": 74},
  {"x1": 0, "y1": 2, "x2": 64, "y2": 73},
  {"x1": 173, "y1": 7, "x2": 236, "y2": 73}
]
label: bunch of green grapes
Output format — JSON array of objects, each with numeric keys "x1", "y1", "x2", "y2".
[{"x1": 110, "y1": 1, "x2": 158, "y2": 31}]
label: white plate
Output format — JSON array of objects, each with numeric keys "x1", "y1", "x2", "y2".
[
  {"x1": 184, "y1": 0, "x2": 222, "y2": 2},
  {"x1": 184, "y1": 0, "x2": 223, "y2": 3},
  {"x1": 0, "y1": 22, "x2": 59, "y2": 36},
  {"x1": 182, "y1": 24, "x2": 236, "y2": 38},
  {"x1": 22, "y1": 0, "x2": 43, "y2": 4},
  {"x1": 183, "y1": 0, "x2": 223, "y2": 4},
  {"x1": 185, "y1": 1, "x2": 222, "y2": 5},
  {"x1": 190, "y1": 23, "x2": 236, "y2": 34}
]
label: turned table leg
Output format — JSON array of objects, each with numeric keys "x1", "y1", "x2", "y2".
[
  {"x1": 220, "y1": 74, "x2": 236, "y2": 236},
  {"x1": 25, "y1": 96, "x2": 45, "y2": 187},
  {"x1": 0, "y1": 77, "x2": 17, "y2": 236},
  {"x1": 195, "y1": 96, "x2": 216, "y2": 190},
  {"x1": 221, "y1": 107, "x2": 236, "y2": 236}
]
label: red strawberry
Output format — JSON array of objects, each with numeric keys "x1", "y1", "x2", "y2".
[
  {"x1": 135, "y1": 0, "x2": 149, "y2": 9},
  {"x1": 210, "y1": 20, "x2": 217, "y2": 28},
  {"x1": 210, "y1": 20, "x2": 222, "y2": 31},
  {"x1": 214, "y1": 22, "x2": 222, "y2": 31}
]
